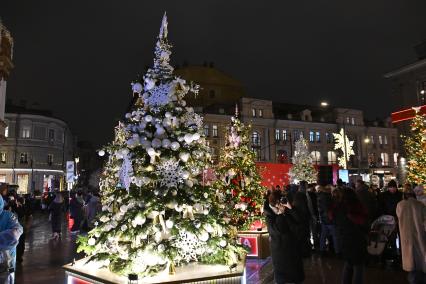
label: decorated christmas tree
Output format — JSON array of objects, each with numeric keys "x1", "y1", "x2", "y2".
[
  {"x1": 78, "y1": 14, "x2": 244, "y2": 277},
  {"x1": 404, "y1": 107, "x2": 426, "y2": 184},
  {"x1": 214, "y1": 108, "x2": 266, "y2": 230},
  {"x1": 288, "y1": 137, "x2": 317, "y2": 183}
]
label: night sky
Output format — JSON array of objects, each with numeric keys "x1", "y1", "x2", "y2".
[{"x1": 2, "y1": 1, "x2": 426, "y2": 147}]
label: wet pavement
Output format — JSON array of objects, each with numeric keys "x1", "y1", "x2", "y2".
[{"x1": 15, "y1": 213, "x2": 408, "y2": 284}]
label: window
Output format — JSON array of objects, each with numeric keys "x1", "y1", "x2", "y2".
[
  {"x1": 315, "y1": 131, "x2": 321, "y2": 142},
  {"x1": 21, "y1": 126, "x2": 31, "y2": 138},
  {"x1": 326, "y1": 132, "x2": 333, "y2": 144},
  {"x1": 327, "y1": 151, "x2": 337, "y2": 165},
  {"x1": 4, "y1": 126, "x2": 8, "y2": 138},
  {"x1": 0, "y1": 175, "x2": 5, "y2": 183},
  {"x1": 351, "y1": 117, "x2": 355, "y2": 125},
  {"x1": 309, "y1": 131, "x2": 315, "y2": 142},
  {"x1": 299, "y1": 131, "x2": 304, "y2": 139},
  {"x1": 384, "y1": 136, "x2": 388, "y2": 145},
  {"x1": 293, "y1": 130, "x2": 298, "y2": 141},
  {"x1": 251, "y1": 131, "x2": 261, "y2": 146},
  {"x1": 252, "y1": 108, "x2": 256, "y2": 117},
  {"x1": 275, "y1": 129, "x2": 280, "y2": 141},
  {"x1": 48, "y1": 129, "x2": 55, "y2": 141},
  {"x1": 17, "y1": 174, "x2": 29, "y2": 194},
  {"x1": 380, "y1": 153, "x2": 389, "y2": 166},
  {"x1": 204, "y1": 125, "x2": 209, "y2": 137},
  {"x1": 393, "y1": 153, "x2": 398, "y2": 167},
  {"x1": 20, "y1": 153, "x2": 28, "y2": 164},
  {"x1": 311, "y1": 151, "x2": 321, "y2": 165},
  {"x1": 258, "y1": 109, "x2": 263, "y2": 118},
  {"x1": 212, "y1": 125, "x2": 218, "y2": 137},
  {"x1": 0, "y1": 152, "x2": 6, "y2": 163},
  {"x1": 252, "y1": 147, "x2": 261, "y2": 161},
  {"x1": 370, "y1": 135, "x2": 375, "y2": 144},
  {"x1": 346, "y1": 117, "x2": 350, "y2": 124},
  {"x1": 47, "y1": 154, "x2": 53, "y2": 166},
  {"x1": 282, "y1": 130, "x2": 288, "y2": 141},
  {"x1": 378, "y1": 135, "x2": 383, "y2": 145},
  {"x1": 209, "y1": 89, "x2": 215, "y2": 98}
]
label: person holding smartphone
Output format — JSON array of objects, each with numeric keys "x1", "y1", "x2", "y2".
[{"x1": 264, "y1": 190, "x2": 304, "y2": 284}]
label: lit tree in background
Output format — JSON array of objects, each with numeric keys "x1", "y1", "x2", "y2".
[
  {"x1": 333, "y1": 128, "x2": 354, "y2": 169},
  {"x1": 214, "y1": 108, "x2": 266, "y2": 230},
  {"x1": 78, "y1": 14, "x2": 244, "y2": 277},
  {"x1": 404, "y1": 107, "x2": 426, "y2": 184},
  {"x1": 289, "y1": 137, "x2": 317, "y2": 183}
]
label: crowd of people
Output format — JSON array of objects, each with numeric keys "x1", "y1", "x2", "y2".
[{"x1": 265, "y1": 179, "x2": 426, "y2": 284}]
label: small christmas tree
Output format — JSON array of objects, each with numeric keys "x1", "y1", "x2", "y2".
[
  {"x1": 404, "y1": 107, "x2": 426, "y2": 184},
  {"x1": 289, "y1": 137, "x2": 317, "y2": 184},
  {"x1": 78, "y1": 14, "x2": 244, "y2": 277},
  {"x1": 214, "y1": 107, "x2": 266, "y2": 230}
]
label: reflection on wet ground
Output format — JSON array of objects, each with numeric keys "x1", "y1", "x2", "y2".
[{"x1": 15, "y1": 213, "x2": 407, "y2": 284}]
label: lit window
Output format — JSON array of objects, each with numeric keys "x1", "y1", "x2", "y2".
[
  {"x1": 371, "y1": 135, "x2": 375, "y2": 144},
  {"x1": 393, "y1": 153, "x2": 398, "y2": 166},
  {"x1": 327, "y1": 151, "x2": 337, "y2": 165},
  {"x1": 351, "y1": 117, "x2": 355, "y2": 125},
  {"x1": 309, "y1": 131, "x2": 315, "y2": 142},
  {"x1": 22, "y1": 126, "x2": 31, "y2": 138},
  {"x1": 212, "y1": 125, "x2": 218, "y2": 137},
  {"x1": 380, "y1": 152, "x2": 389, "y2": 166},
  {"x1": 258, "y1": 109, "x2": 263, "y2": 118},
  {"x1": 251, "y1": 131, "x2": 261, "y2": 146},
  {"x1": 282, "y1": 130, "x2": 288, "y2": 141},
  {"x1": 4, "y1": 126, "x2": 8, "y2": 138},
  {"x1": 311, "y1": 151, "x2": 321, "y2": 164},
  {"x1": 275, "y1": 129, "x2": 280, "y2": 141},
  {"x1": 0, "y1": 152, "x2": 6, "y2": 163},
  {"x1": 20, "y1": 153, "x2": 28, "y2": 164},
  {"x1": 252, "y1": 108, "x2": 256, "y2": 117},
  {"x1": 316, "y1": 131, "x2": 321, "y2": 142},
  {"x1": 346, "y1": 117, "x2": 350, "y2": 124},
  {"x1": 384, "y1": 136, "x2": 388, "y2": 145},
  {"x1": 48, "y1": 154, "x2": 53, "y2": 166},
  {"x1": 204, "y1": 125, "x2": 209, "y2": 137},
  {"x1": 378, "y1": 135, "x2": 383, "y2": 145}
]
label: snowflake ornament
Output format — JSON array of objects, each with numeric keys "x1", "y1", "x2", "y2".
[
  {"x1": 155, "y1": 159, "x2": 184, "y2": 188},
  {"x1": 181, "y1": 112, "x2": 203, "y2": 129},
  {"x1": 145, "y1": 83, "x2": 172, "y2": 110},
  {"x1": 173, "y1": 231, "x2": 206, "y2": 263}
]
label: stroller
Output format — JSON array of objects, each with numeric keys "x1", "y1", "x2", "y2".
[{"x1": 367, "y1": 215, "x2": 396, "y2": 256}]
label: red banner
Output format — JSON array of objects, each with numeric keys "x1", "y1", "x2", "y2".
[
  {"x1": 391, "y1": 105, "x2": 426, "y2": 123},
  {"x1": 238, "y1": 235, "x2": 259, "y2": 256}
]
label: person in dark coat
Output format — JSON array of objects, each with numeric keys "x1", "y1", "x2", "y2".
[
  {"x1": 264, "y1": 190, "x2": 304, "y2": 284},
  {"x1": 355, "y1": 180, "x2": 378, "y2": 225},
  {"x1": 290, "y1": 181, "x2": 312, "y2": 257},
  {"x1": 69, "y1": 191, "x2": 84, "y2": 234},
  {"x1": 10, "y1": 196, "x2": 32, "y2": 262},
  {"x1": 317, "y1": 185, "x2": 340, "y2": 255},
  {"x1": 48, "y1": 193, "x2": 64, "y2": 240},
  {"x1": 331, "y1": 188, "x2": 368, "y2": 284}
]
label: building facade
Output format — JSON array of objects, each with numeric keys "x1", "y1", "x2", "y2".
[
  {"x1": 0, "y1": 21, "x2": 14, "y2": 142},
  {"x1": 0, "y1": 104, "x2": 75, "y2": 194}
]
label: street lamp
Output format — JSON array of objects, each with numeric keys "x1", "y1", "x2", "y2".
[{"x1": 320, "y1": 101, "x2": 329, "y2": 107}]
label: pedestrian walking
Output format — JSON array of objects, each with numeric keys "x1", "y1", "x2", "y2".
[
  {"x1": 48, "y1": 192, "x2": 64, "y2": 240},
  {"x1": 396, "y1": 186, "x2": 426, "y2": 284},
  {"x1": 69, "y1": 191, "x2": 84, "y2": 234}
]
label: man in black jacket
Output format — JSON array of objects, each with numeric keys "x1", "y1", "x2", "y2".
[{"x1": 264, "y1": 190, "x2": 305, "y2": 284}]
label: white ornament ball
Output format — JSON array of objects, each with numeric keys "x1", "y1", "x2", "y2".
[
  {"x1": 121, "y1": 224, "x2": 128, "y2": 231},
  {"x1": 219, "y1": 240, "x2": 227, "y2": 247},
  {"x1": 98, "y1": 150, "x2": 105, "y2": 157},
  {"x1": 165, "y1": 219, "x2": 174, "y2": 229},
  {"x1": 186, "y1": 180, "x2": 194, "y2": 188},
  {"x1": 88, "y1": 238, "x2": 96, "y2": 246},
  {"x1": 179, "y1": 152, "x2": 190, "y2": 162},
  {"x1": 192, "y1": 133, "x2": 201, "y2": 141},
  {"x1": 145, "y1": 115, "x2": 153, "y2": 122},
  {"x1": 120, "y1": 205, "x2": 128, "y2": 213},
  {"x1": 162, "y1": 139, "x2": 171, "y2": 148},
  {"x1": 134, "y1": 215, "x2": 146, "y2": 225},
  {"x1": 139, "y1": 122, "x2": 147, "y2": 129},
  {"x1": 182, "y1": 171, "x2": 190, "y2": 180},
  {"x1": 165, "y1": 112, "x2": 172, "y2": 118},
  {"x1": 151, "y1": 138, "x2": 162, "y2": 148},
  {"x1": 175, "y1": 204, "x2": 183, "y2": 212},
  {"x1": 170, "y1": 142, "x2": 180, "y2": 151},
  {"x1": 144, "y1": 77, "x2": 156, "y2": 90},
  {"x1": 158, "y1": 244, "x2": 165, "y2": 252},
  {"x1": 171, "y1": 190, "x2": 178, "y2": 196},
  {"x1": 184, "y1": 133, "x2": 193, "y2": 144},
  {"x1": 147, "y1": 147, "x2": 156, "y2": 156},
  {"x1": 203, "y1": 209, "x2": 209, "y2": 215},
  {"x1": 199, "y1": 231, "x2": 209, "y2": 242},
  {"x1": 132, "y1": 82, "x2": 143, "y2": 93}
]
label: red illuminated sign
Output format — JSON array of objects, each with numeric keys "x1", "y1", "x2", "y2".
[
  {"x1": 238, "y1": 236, "x2": 258, "y2": 256},
  {"x1": 67, "y1": 276, "x2": 91, "y2": 284},
  {"x1": 391, "y1": 105, "x2": 426, "y2": 123}
]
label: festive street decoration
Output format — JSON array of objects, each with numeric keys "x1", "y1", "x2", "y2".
[
  {"x1": 214, "y1": 108, "x2": 266, "y2": 230},
  {"x1": 77, "y1": 13, "x2": 245, "y2": 277},
  {"x1": 288, "y1": 138, "x2": 317, "y2": 183},
  {"x1": 333, "y1": 128, "x2": 354, "y2": 169},
  {"x1": 404, "y1": 107, "x2": 426, "y2": 184}
]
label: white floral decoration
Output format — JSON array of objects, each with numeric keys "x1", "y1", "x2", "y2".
[{"x1": 155, "y1": 159, "x2": 184, "y2": 188}]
